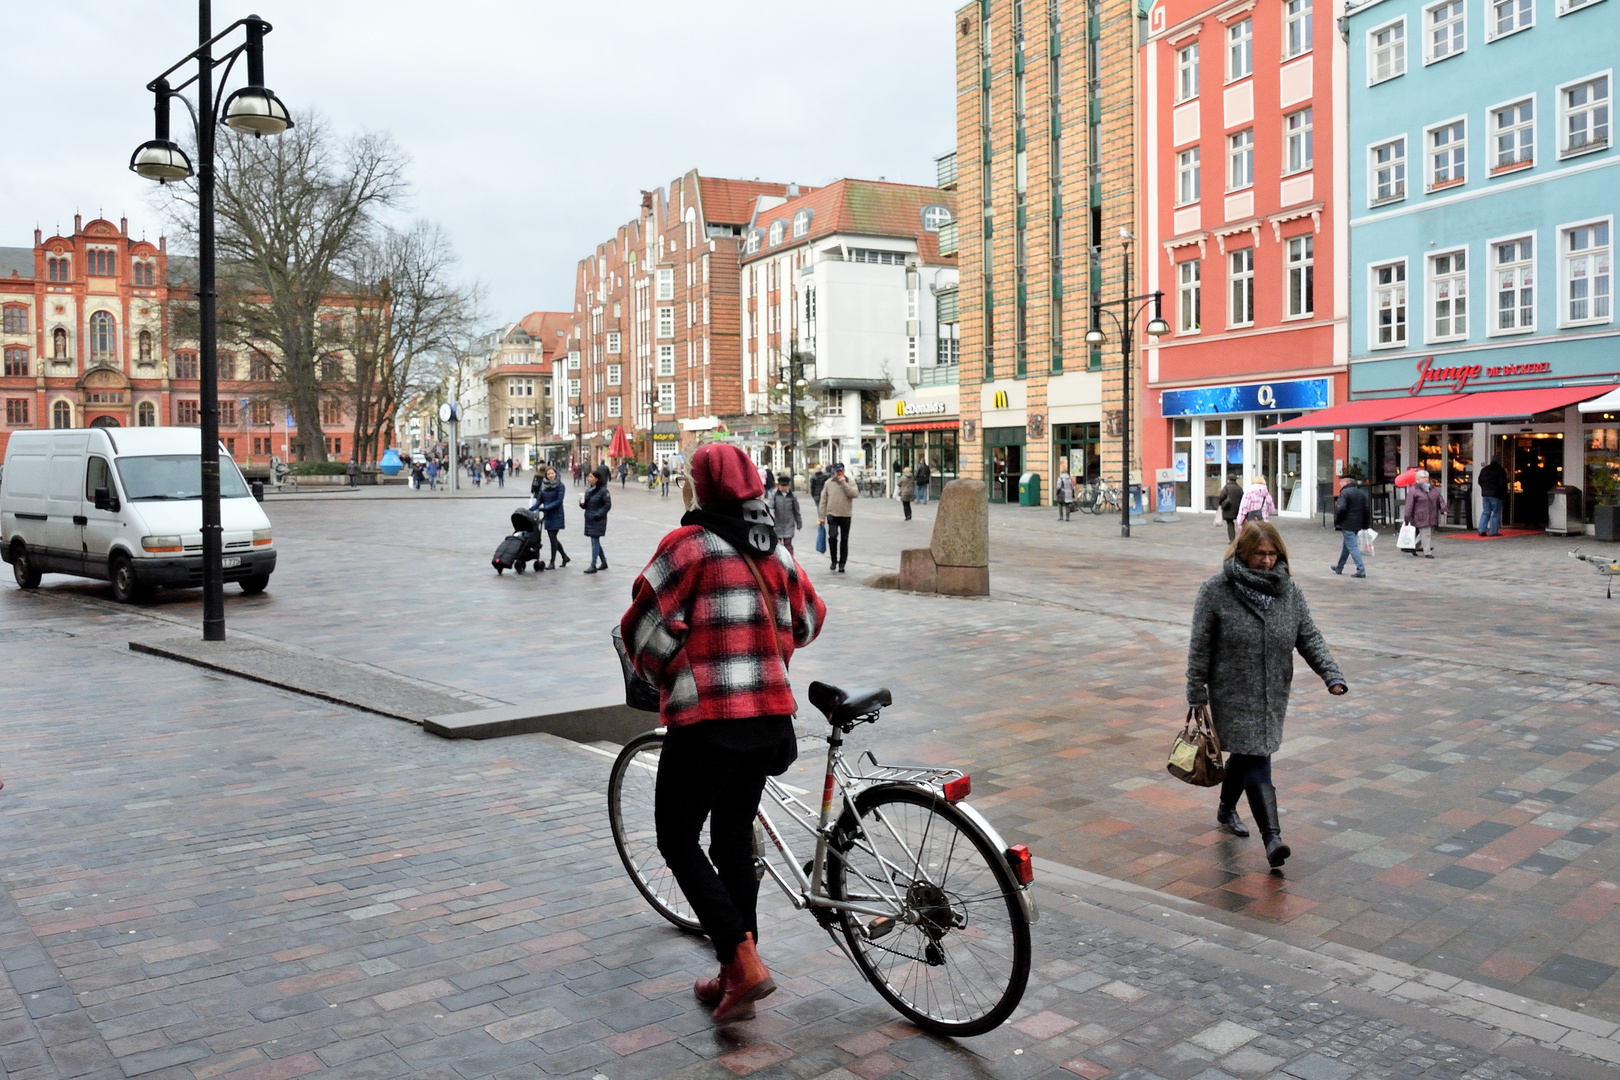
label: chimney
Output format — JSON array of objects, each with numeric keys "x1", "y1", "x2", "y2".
[
  {"x1": 120, "y1": 217, "x2": 128, "y2": 235},
  {"x1": 159, "y1": 236, "x2": 166, "y2": 252},
  {"x1": 34, "y1": 228, "x2": 41, "y2": 245},
  {"x1": 74, "y1": 213, "x2": 82, "y2": 233},
  {"x1": 786, "y1": 183, "x2": 799, "y2": 198}
]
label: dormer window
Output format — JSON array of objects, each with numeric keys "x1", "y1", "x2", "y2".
[
  {"x1": 48, "y1": 256, "x2": 70, "y2": 282},
  {"x1": 792, "y1": 209, "x2": 814, "y2": 238},
  {"x1": 743, "y1": 228, "x2": 763, "y2": 254},
  {"x1": 768, "y1": 219, "x2": 787, "y2": 246},
  {"x1": 921, "y1": 204, "x2": 956, "y2": 233}
]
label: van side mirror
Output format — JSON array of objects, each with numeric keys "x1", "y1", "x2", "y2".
[{"x1": 94, "y1": 487, "x2": 120, "y2": 512}]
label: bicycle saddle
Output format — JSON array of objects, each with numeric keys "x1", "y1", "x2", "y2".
[{"x1": 808, "y1": 681, "x2": 892, "y2": 726}]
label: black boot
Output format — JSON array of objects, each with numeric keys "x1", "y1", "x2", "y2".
[
  {"x1": 1216, "y1": 802, "x2": 1250, "y2": 837},
  {"x1": 1245, "y1": 783, "x2": 1291, "y2": 868}
]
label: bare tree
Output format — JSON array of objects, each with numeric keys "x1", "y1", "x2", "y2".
[{"x1": 162, "y1": 114, "x2": 407, "y2": 461}]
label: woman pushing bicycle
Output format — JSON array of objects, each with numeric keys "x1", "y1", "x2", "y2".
[{"x1": 619, "y1": 443, "x2": 826, "y2": 1023}]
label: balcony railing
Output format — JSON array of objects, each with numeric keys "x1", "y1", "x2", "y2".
[{"x1": 916, "y1": 362, "x2": 959, "y2": 387}]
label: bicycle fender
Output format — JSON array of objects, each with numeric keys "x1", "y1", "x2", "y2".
[{"x1": 954, "y1": 801, "x2": 1040, "y2": 925}]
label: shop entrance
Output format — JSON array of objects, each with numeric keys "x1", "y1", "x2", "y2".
[
  {"x1": 1256, "y1": 429, "x2": 1305, "y2": 513},
  {"x1": 984, "y1": 426, "x2": 1025, "y2": 504},
  {"x1": 1496, "y1": 433, "x2": 1563, "y2": 528}
]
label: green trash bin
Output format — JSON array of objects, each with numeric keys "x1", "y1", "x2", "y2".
[{"x1": 1018, "y1": 471, "x2": 1042, "y2": 506}]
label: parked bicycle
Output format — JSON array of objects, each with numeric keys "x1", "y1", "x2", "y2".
[
  {"x1": 608, "y1": 679, "x2": 1036, "y2": 1036},
  {"x1": 1084, "y1": 480, "x2": 1121, "y2": 515}
]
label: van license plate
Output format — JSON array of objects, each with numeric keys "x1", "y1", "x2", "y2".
[{"x1": 221, "y1": 556, "x2": 242, "y2": 568}]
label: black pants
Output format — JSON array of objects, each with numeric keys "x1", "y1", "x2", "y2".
[
  {"x1": 1220, "y1": 752, "x2": 1272, "y2": 809},
  {"x1": 825, "y1": 515, "x2": 851, "y2": 568},
  {"x1": 902, "y1": 499, "x2": 912, "y2": 520},
  {"x1": 546, "y1": 529, "x2": 567, "y2": 565},
  {"x1": 655, "y1": 721, "x2": 790, "y2": 963},
  {"x1": 1225, "y1": 518, "x2": 1237, "y2": 542}
]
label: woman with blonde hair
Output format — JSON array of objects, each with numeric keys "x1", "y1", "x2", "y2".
[{"x1": 1186, "y1": 521, "x2": 1347, "y2": 868}]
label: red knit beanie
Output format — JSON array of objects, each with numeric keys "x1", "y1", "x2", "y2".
[{"x1": 690, "y1": 443, "x2": 763, "y2": 506}]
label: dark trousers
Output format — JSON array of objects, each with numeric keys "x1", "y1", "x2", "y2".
[
  {"x1": 902, "y1": 499, "x2": 912, "y2": 521},
  {"x1": 826, "y1": 515, "x2": 851, "y2": 567},
  {"x1": 1220, "y1": 753, "x2": 1272, "y2": 809},
  {"x1": 654, "y1": 727, "x2": 774, "y2": 964},
  {"x1": 546, "y1": 529, "x2": 567, "y2": 565},
  {"x1": 1225, "y1": 518, "x2": 1237, "y2": 542}
]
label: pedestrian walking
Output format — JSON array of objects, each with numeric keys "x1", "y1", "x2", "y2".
[
  {"x1": 1477, "y1": 457, "x2": 1507, "y2": 536},
  {"x1": 770, "y1": 474, "x2": 801, "y2": 553},
  {"x1": 495, "y1": 458, "x2": 506, "y2": 488},
  {"x1": 1217, "y1": 474, "x2": 1245, "y2": 541},
  {"x1": 914, "y1": 460, "x2": 931, "y2": 506},
  {"x1": 817, "y1": 462, "x2": 857, "y2": 572},
  {"x1": 536, "y1": 467, "x2": 569, "y2": 568},
  {"x1": 809, "y1": 463, "x2": 829, "y2": 505},
  {"x1": 1235, "y1": 476, "x2": 1274, "y2": 524},
  {"x1": 661, "y1": 463, "x2": 672, "y2": 497},
  {"x1": 1329, "y1": 474, "x2": 1370, "y2": 578},
  {"x1": 1186, "y1": 521, "x2": 1348, "y2": 868},
  {"x1": 1055, "y1": 469, "x2": 1075, "y2": 521},
  {"x1": 410, "y1": 461, "x2": 424, "y2": 491},
  {"x1": 426, "y1": 459, "x2": 439, "y2": 490},
  {"x1": 1403, "y1": 469, "x2": 1445, "y2": 558},
  {"x1": 618, "y1": 461, "x2": 629, "y2": 489},
  {"x1": 896, "y1": 467, "x2": 915, "y2": 521},
  {"x1": 581, "y1": 465, "x2": 612, "y2": 573},
  {"x1": 620, "y1": 442, "x2": 826, "y2": 1024}
]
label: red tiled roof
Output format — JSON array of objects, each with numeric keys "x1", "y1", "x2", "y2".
[
  {"x1": 513, "y1": 311, "x2": 571, "y2": 342},
  {"x1": 740, "y1": 179, "x2": 957, "y2": 264},
  {"x1": 697, "y1": 177, "x2": 805, "y2": 227}
]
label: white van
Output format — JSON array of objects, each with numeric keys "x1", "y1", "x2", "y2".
[{"x1": 1, "y1": 428, "x2": 276, "y2": 602}]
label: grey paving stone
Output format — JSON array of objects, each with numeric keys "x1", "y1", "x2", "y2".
[{"x1": 1280, "y1": 1052, "x2": 1357, "y2": 1080}]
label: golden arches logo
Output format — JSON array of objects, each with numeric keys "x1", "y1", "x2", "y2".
[
  {"x1": 895, "y1": 401, "x2": 907, "y2": 417},
  {"x1": 992, "y1": 390, "x2": 1009, "y2": 409}
]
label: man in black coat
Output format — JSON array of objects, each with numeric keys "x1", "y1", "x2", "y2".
[
  {"x1": 1477, "y1": 457, "x2": 1508, "y2": 536},
  {"x1": 809, "y1": 464, "x2": 829, "y2": 503},
  {"x1": 1329, "y1": 475, "x2": 1371, "y2": 578}
]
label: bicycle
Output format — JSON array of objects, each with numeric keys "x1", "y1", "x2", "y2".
[
  {"x1": 608, "y1": 680, "x2": 1036, "y2": 1037},
  {"x1": 1085, "y1": 480, "x2": 1121, "y2": 515}
]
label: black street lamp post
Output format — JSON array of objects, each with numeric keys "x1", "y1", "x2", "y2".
[
  {"x1": 571, "y1": 405, "x2": 584, "y2": 478},
  {"x1": 129, "y1": 2, "x2": 292, "y2": 641},
  {"x1": 1086, "y1": 234, "x2": 1170, "y2": 539},
  {"x1": 774, "y1": 351, "x2": 810, "y2": 489}
]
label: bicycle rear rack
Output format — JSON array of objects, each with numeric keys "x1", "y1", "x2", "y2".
[{"x1": 847, "y1": 750, "x2": 964, "y2": 790}]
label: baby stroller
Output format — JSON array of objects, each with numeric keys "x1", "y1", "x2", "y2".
[{"x1": 493, "y1": 508, "x2": 546, "y2": 574}]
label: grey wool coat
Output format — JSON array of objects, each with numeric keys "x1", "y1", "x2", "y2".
[{"x1": 1185, "y1": 557, "x2": 1345, "y2": 755}]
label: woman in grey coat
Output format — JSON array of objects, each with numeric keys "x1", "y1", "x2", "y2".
[{"x1": 1187, "y1": 521, "x2": 1347, "y2": 867}]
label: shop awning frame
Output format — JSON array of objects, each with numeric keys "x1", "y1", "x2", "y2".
[{"x1": 1264, "y1": 384, "x2": 1617, "y2": 431}]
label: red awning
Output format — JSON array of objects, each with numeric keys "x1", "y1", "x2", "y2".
[
  {"x1": 884, "y1": 419, "x2": 959, "y2": 432},
  {"x1": 1266, "y1": 385, "x2": 1615, "y2": 431}
]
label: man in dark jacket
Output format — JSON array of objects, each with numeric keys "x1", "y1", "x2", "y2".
[
  {"x1": 1477, "y1": 457, "x2": 1507, "y2": 536},
  {"x1": 809, "y1": 463, "x2": 829, "y2": 504},
  {"x1": 914, "y1": 460, "x2": 932, "y2": 505},
  {"x1": 582, "y1": 465, "x2": 612, "y2": 573},
  {"x1": 1330, "y1": 475, "x2": 1370, "y2": 578},
  {"x1": 1217, "y1": 475, "x2": 1245, "y2": 541}
]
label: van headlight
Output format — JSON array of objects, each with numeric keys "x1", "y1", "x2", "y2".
[
  {"x1": 252, "y1": 528, "x2": 273, "y2": 547},
  {"x1": 142, "y1": 535, "x2": 183, "y2": 553}
]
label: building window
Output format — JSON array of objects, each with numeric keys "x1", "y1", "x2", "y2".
[
  {"x1": 657, "y1": 306, "x2": 674, "y2": 338},
  {"x1": 607, "y1": 395, "x2": 622, "y2": 418},
  {"x1": 1561, "y1": 74, "x2": 1610, "y2": 155},
  {"x1": 48, "y1": 257, "x2": 69, "y2": 282},
  {"x1": 1558, "y1": 0, "x2": 1603, "y2": 12},
  {"x1": 1286, "y1": 235, "x2": 1314, "y2": 317},
  {"x1": 1487, "y1": 99, "x2": 1535, "y2": 173},
  {"x1": 1176, "y1": 147, "x2": 1201, "y2": 205},
  {"x1": 1429, "y1": 119, "x2": 1467, "y2": 186},
  {"x1": 1490, "y1": 0, "x2": 1534, "y2": 36},
  {"x1": 794, "y1": 209, "x2": 814, "y2": 237},
  {"x1": 1229, "y1": 249, "x2": 1255, "y2": 326},
  {"x1": 174, "y1": 350, "x2": 199, "y2": 379},
  {"x1": 89, "y1": 311, "x2": 116, "y2": 363},
  {"x1": 132, "y1": 261, "x2": 154, "y2": 286},
  {"x1": 607, "y1": 363, "x2": 622, "y2": 386},
  {"x1": 1228, "y1": 129, "x2": 1255, "y2": 189},
  {"x1": 657, "y1": 383, "x2": 675, "y2": 413},
  {"x1": 1564, "y1": 221, "x2": 1611, "y2": 324},
  {"x1": 939, "y1": 325, "x2": 961, "y2": 364},
  {"x1": 1372, "y1": 261, "x2": 1408, "y2": 345},
  {"x1": 568, "y1": 350, "x2": 581, "y2": 370},
  {"x1": 848, "y1": 249, "x2": 910, "y2": 265},
  {"x1": 1177, "y1": 259, "x2": 1202, "y2": 332},
  {"x1": 768, "y1": 220, "x2": 786, "y2": 246},
  {"x1": 606, "y1": 331, "x2": 621, "y2": 354},
  {"x1": 138, "y1": 401, "x2": 155, "y2": 427},
  {"x1": 658, "y1": 344, "x2": 676, "y2": 377},
  {"x1": 1430, "y1": 250, "x2": 1468, "y2": 339},
  {"x1": 2, "y1": 305, "x2": 26, "y2": 334},
  {"x1": 5, "y1": 398, "x2": 27, "y2": 426},
  {"x1": 656, "y1": 268, "x2": 674, "y2": 300},
  {"x1": 1371, "y1": 137, "x2": 1408, "y2": 202},
  {"x1": 1285, "y1": 108, "x2": 1314, "y2": 173},
  {"x1": 3, "y1": 347, "x2": 25, "y2": 377},
  {"x1": 176, "y1": 400, "x2": 199, "y2": 425},
  {"x1": 1494, "y1": 237, "x2": 1535, "y2": 332},
  {"x1": 567, "y1": 377, "x2": 581, "y2": 399},
  {"x1": 320, "y1": 356, "x2": 343, "y2": 383},
  {"x1": 250, "y1": 401, "x2": 271, "y2": 425},
  {"x1": 250, "y1": 354, "x2": 273, "y2": 380},
  {"x1": 1425, "y1": 0, "x2": 1466, "y2": 61},
  {"x1": 1228, "y1": 18, "x2": 1253, "y2": 80},
  {"x1": 508, "y1": 377, "x2": 534, "y2": 396},
  {"x1": 52, "y1": 400, "x2": 71, "y2": 428},
  {"x1": 220, "y1": 400, "x2": 237, "y2": 426},
  {"x1": 1369, "y1": 19, "x2": 1406, "y2": 82},
  {"x1": 921, "y1": 205, "x2": 953, "y2": 232},
  {"x1": 1284, "y1": 0, "x2": 1313, "y2": 56},
  {"x1": 320, "y1": 398, "x2": 342, "y2": 424},
  {"x1": 743, "y1": 228, "x2": 762, "y2": 255},
  {"x1": 823, "y1": 389, "x2": 844, "y2": 416},
  {"x1": 1176, "y1": 42, "x2": 1199, "y2": 102},
  {"x1": 88, "y1": 249, "x2": 115, "y2": 276}
]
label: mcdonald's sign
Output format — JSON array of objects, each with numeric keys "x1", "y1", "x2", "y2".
[{"x1": 991, "y1": 389, "x2": 1009, "y2": 409}]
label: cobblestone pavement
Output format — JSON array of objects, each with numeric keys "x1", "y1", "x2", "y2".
[
  {"x1": 7, "y1": 481, "x2": 1620, "y2": 1032},
  {"x1": 0, "y1": 598, "x2": 1611, "y2": 1080}
]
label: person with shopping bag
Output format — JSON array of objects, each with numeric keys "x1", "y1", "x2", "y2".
[
  {"x1": 1329, "y1": 474, "x2": 1370, "y2": 579},
  {"x1": 1403, "y1": 470, "x2": 1445, "y2": 558},
  {"x1": 1186, "y1": 521, "x2": 1347, "y2": 868}
]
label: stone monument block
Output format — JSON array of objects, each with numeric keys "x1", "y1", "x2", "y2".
[
  {"x1": 899, "y1": 548, "x2": 938, "y2": 593},
  {"x1": 931, "y1": 479, "x2": 990, "y2": 569}
]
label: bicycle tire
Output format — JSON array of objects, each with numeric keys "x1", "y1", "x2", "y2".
[
  {"x1": 1088, "y1": 493, "x2": 1107, "y2": 515},
  {"x1": 608, "y1": 731, "x2": 705, "y2": 934},
  {"x1": 825, "y1": 783, "x2": 1030, "y2": 1037}
]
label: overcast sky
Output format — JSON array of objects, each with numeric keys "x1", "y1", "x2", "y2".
[{"x1": 6, "y1": 2, "x2": 958, "y2": 324}]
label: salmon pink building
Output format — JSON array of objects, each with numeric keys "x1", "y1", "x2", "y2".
[{"x1": 1138, "y1": 0, "x2": 1350, "y2": 517}]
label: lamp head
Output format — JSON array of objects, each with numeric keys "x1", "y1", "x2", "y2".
[
  {"x1": 222, "y1": 86, "x2": 293, "y2": 136},
  {"x1": 1084, "y1": 328, "x2": 1107, "y2": 346},
  {"x1": 1145, "y1": 317, "x2": 1171, "y2": 336},
  {"x1": 131, "y1": 78, "x2": 193, "y2": 183}
]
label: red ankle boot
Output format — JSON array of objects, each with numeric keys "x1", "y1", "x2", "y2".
[
  {"x1": 693, "y1": 967, "x2": 725, "y2": 1005},
  {"x1": 711, "y1": 933, "x2": 775, "y2": 1022}
]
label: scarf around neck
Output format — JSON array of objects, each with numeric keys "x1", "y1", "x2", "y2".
[{"x1": 1224, "y1": 554, "x2": 1290, "y2": 596}]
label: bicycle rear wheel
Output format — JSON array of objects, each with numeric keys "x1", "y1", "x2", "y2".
[
  {"x1": 608, "y1": 731, "x2": 705, "y2": 933},
  {"x1": 826, "y1": 784, "x2": 1030, "y2": 1037}
]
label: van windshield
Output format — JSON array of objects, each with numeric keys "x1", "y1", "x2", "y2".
[{"x1": 116, "y1": 455, "x2": 251, "y2": 500}]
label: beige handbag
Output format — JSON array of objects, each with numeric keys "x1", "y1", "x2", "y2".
[{"x1": 1167, "y1": 707, "x2": 1225, "y2": 787}]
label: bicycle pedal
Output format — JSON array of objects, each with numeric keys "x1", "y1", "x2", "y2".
[{"x1": 863, "y1": 916, "x2": 896, "y2": 941}]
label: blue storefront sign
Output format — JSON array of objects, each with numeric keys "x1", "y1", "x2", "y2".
[{"x1": 1160, "y1": 377, "x2": 1331, "y2": 418}]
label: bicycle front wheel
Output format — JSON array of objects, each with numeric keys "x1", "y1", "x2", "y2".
[
  {"x1": 826, "y1": 784, "x2": 1030, "y2": 1037},
  {"x1": 607, "y1": 731, "x2": 705, "y2": 933}
]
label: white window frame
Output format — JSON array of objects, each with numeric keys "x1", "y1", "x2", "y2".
[
  {"x1": 1426, "y1": 115, "x2": 1468, "y2": 188},
  {"x1": 1177, "y1": 258, "x2": 1203, "y2": 332},
  {"x1": 657, "y1": 344, "x2": 676, "y2": 377},
  {"x1": 1176, "y1": 146, "x2": 1201, "y2": 206},
  {"x1": 657, "y1": 383, "x2": 676, "y2": 413},
  {"x1": 1557, "y1": 71, "x2": 1612, "y2": 158},
  {"x1": 1369, "y1": 136, "x2": 1408, "y2": 204},
  {"x1": 1487, "y1": 231, "x2": 1537, "y2": 336},
  {"x1": 822, "y1": 389, "x2": 845, "y2": 416},
  {"x1": 568, "y1": 350, "x2": 581, "y2": 370},
  {"x1": 656, "y1": 306, "x2": 675, "y2": 338},
  {"x1": 1227, "y1": 18, "x2": 1253, "y2": 82},
  {"x1": 1558, "y1": 0, "x2": 1605, "y2": 15},
  {"x1": 1284, "y1": 0, "x2": 1313, "y2": 57},
  {"x1": 1427, "y1": 246, "x2": 1470, "y2": 343},
  {"x1": 1284, "y1": 107, "x2": 1314, "y2": 174},
  {"x1": 1176, "y1": 42, "x2": 1200, "y2": 102},
  {"x1": 1229, "y1": 248, "x2": 1255, "y2": 327},
  {"x1": 656, "y1": 268, "x2": 674, "y2": 300},
  {"x1": 606, "y1": 363, "x2": 622, "y2": 386},
  {"x1": 606, "y1": 331, "x2": 621, "y2": 354},
  {"x1": 1285, "y1": 234, "x2": 1315, "y2": 319},
  {"x1": 1488, "y1": 94, "x2": 1536, "y2": 172},
  {"x1": 1423, "y1": 0, "x2": 1467, "y2": 63},
  {"x1": 1486, "y1": 0, "x2": 1535, "y2": 38},
  {"x1": 1367, "y1": 17, "x2": 1407, "y2": 84},
  {"x1": 1228, "y1": 128, "x2": 1255, "y2": 190},
  {"x1": 1369, "y1": 259, "x2": 1409, "y2": 349},
  {"x1": 567, "y1": 377, "x2": 580, "y2": 399},
  {"x1": 1559, "y1": 216, "x2": 1613, "y2": 328},
  {"x1": 607, "y1": 395, "x2": 622, "y2": 418}
]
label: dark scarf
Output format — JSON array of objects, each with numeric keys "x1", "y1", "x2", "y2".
[
  {"x1": 1224, "y1": 554, "x2": 1290, "y2": 596},
  {"x1": 683, "y1": 502, "x2": 778, "y2": 558}
]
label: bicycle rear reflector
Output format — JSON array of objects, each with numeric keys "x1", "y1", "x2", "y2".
[
  {"x1": 1005, "y1": 844, "x2": 1034, "y2": 885},
  {"x1": 942, "y1": 775, "x2": 971, "y2": 802}
]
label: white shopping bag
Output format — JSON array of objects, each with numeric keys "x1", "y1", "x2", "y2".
[
  {"x1": 1358, "y1": 528, "x2": 1376, "y2": 555},
  {"x1": 1397, "y1": 523, "x2": 1418, "y2": 550}
]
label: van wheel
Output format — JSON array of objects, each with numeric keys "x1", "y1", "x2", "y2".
[
  {"x1": 109, "y1": 554, "x2": 149, "y2": 604},
  {"x1": 11, "y1": 543, "x2": 41, "y2": 589},
  {"x1": 240, "y1": 575, "x2": 270, "y2": 595}
]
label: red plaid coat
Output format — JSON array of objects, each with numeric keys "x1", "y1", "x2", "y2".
[{"x1": 620, "y1": 527, "x2": 825, "y2": 729}]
